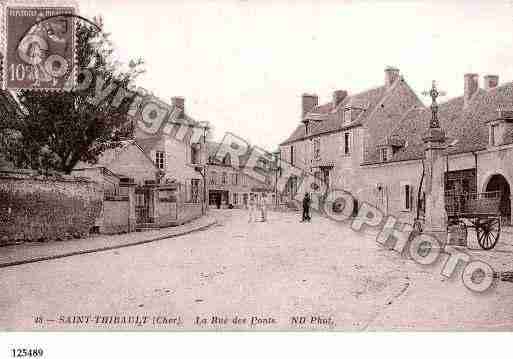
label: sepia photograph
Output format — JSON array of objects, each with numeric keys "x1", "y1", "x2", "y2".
[{"x1": 1, "y1": 0, "x2": 513, "y2": 350}]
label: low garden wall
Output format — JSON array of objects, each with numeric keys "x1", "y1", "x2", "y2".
[
  {"x1": 157, "y1": 201, "x2": 178, "y2": 227},
  {"x1": 0, "y1": 171, "x2": 102, "y2": 243},
  {"x1": 179, "y1": 203, "x2": 202, "y2": 225},
  {"x1": 102, "y1": 198, "x2": 131, "y2": 234}
]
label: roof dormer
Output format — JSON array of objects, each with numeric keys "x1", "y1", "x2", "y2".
[
  {"x1": 487, "y1": 108, "x2": 513, "y2": 148},
  {"x1": 377, "y1": 136, "x2": 405, "y2": 162}
]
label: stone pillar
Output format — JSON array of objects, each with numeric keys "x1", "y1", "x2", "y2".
[
  {"x1": 150, "y1": 186, "x2": 160, "y2": 226},
  {"x1": 422, "y1": 127, "x2": 448, "y2": 244},
  {"x1": 120, "y1": 182, "x2": 137, "y2": 232}
]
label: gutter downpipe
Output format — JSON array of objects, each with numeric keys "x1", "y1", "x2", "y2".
[{"x1": 416, "y1": 158, "x2": 425, "y2": 224}]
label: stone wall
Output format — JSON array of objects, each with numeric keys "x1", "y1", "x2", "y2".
[
  {"x1": 359, "y1": 159, "x2": 423, "y2": 224},
  {"x1": 476, "y1": 147, "x2": 513, "y2": 194},
  {"x1": 179, "y1": 203, "x2": 203, "y2": 224},
  {"x1": 157, "y1": 201, "x2": 178, "y2": 227},
  {"x1": 0, "y1": 171, "x2": 102, "y2": 243},
  {"x1": 102, "y1": 198, "x2": 131, "y2": 234}
]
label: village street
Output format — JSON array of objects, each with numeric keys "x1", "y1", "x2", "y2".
[{"x1": 2, "y1": 209, "x2": 513, "y2": 331}]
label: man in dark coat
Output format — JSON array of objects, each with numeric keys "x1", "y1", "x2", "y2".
[{"x1": 301, "y1": 192, "x2": 311, "y2": 222}]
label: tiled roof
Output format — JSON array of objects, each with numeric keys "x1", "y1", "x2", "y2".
[
  {"x1": 206, "y1": 141, "x2": 274, "y2": 172},
  {"x1": 362, "y1": 79, "x2": 423, "y2": 162},
  {"x1": 370, "y1": 81, "x2": 513, "y2": 164},
  {"x1": 280, "y1": 74, "x2": 425, "y2": 165},
  {"x1": 74, "y1": 140, "x2": 156, "y2": 170},
  {"x1": 207, "y1": 141, "x2": 233, "y2": 164},
  {"x1": 207, "y1": 140, "x2": 256, "y2": 167},
  {"x1": 280, "y1": 85, "x2": 388, "y2": 145}
]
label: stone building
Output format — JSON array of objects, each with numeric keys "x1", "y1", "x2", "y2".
[
  {"x1": 206, "y1": 142, "x2": 275, "y2": 208},
  {"x1": 279, "y1": 67, "x2": 422, "y2": 209},
  {"x1": 359, "y1": 73, "x2": 513, "y2": 226},
  {"x1": 132, "y1": 95, "x2": 208, "y2": 220},
  {"x1": 280, "y1": 67, "x2": 513, "y2": 229},
  {"x1": 72, "y1": 94, "x2": 208, "y2": 230}
]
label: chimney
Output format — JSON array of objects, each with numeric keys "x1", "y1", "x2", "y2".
[
  {"x1": 332, "y1": 90, "x2": 348, "y2": 110},
  {"x1": 302, "y1": 93, "x2": 318, "y2": 118},
  {"x1": 384, "y1": 66, "x2": 400, "y2": 89},
  {"x1": 171, "y1": 96, "x2": 185, "y2": 118},
  {"x1": 464, "y1": 73, "x2": 479, "y2": 106},
  {"x1": 484, "y1": 74, "x2": 499, "y2": 90}
]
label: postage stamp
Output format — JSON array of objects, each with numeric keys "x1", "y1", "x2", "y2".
[{"x1": 3, "y1": 5, "x2": 75, "y2": 90}]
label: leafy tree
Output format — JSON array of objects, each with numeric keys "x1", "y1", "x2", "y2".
[{"x1": 0, "y1": 19, "x2": 145, "y2": 174}]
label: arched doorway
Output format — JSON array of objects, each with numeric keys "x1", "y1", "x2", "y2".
[{"x1": 485, "y1": 174, "x2": 511, "y2": 225}]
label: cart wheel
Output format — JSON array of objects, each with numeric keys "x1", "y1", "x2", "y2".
[{"x1": 476, "y1": 217, "x2": 501, "y2": 250}]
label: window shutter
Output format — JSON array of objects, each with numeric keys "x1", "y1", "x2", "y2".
[
  {"x1": 400, "y1": 182, "x2": 410, "y2": 211},
  {"x1": 410, "y1": 185, "x2": 414, "y2": 210},
  {"x1": 401, "y1": 183, "x2": 413, "y2": 211}
]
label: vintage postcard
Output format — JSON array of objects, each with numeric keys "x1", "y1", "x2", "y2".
[{"x1": 1, "y1": 0, "x2": 513, "y2": 340}]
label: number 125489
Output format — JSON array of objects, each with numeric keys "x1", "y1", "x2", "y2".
[{"x1": 11, "y1": 348, "x2": 44, "y2": 358}]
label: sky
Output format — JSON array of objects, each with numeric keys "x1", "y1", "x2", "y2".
[{"x1": 79, "y1": 0, "x2": 513, "y2": 151}]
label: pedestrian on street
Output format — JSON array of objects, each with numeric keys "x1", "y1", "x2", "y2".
[
  {"x1": 255, "y1": 194, "x2": 262, "y2": 222},
  {"x1": 261, "y1": 194, "x2": 268, "y2": 222},
  {"x1": 301, "y1": 192, "x2": 311, "y2": 222},
  {"x1": 248, "y1": 194, "x2": 256, "y2": 222}
]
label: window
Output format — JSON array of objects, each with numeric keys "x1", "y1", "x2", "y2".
[
  {"x1": 322, "y1": 168, "x2": 330, "y2": 188},
  {"x1": 314, "y1": 171, "x2": 322, "y2": 190},
  {"x1": 257, "y1": 157, "x2": 268, "y2": 170},
  {"x1": 232, "y1": 193, "x2": 238, "y2": 205},
  {"x1": 221, "y1": 172, "x2": 227, "y2": 185},
  {"x1": 377, "y1": 184, "x2": 385, "y2": 207},
  {"x1": 242, "y1": 175, "x2": 248, "y2": 186},
  {"x1": 155, "y1": 151, "x2": 165, "y2": 169},
  {"x1": 313, "y1": 138, "x2": 321, "y2": 160},
  {"x1": 210, "y1": 171, "x2": 217, "y2": 185},
  {"x1": 344, "y1": 108, "x2": 351, "y2": 123},
  {"x1": 191, "y1": 144, "x2": 200, "y2": 164},
  {"x1": 491, "y1": 124, "x2": 500, "y2": 146},
  {"x1": 190, "y1": 179, "x2": 200, "y2": 203},
  {"x1": 404, "y1": 184, "x2": 412, "y2": 211},
  {"x1": 289, "y1": 176, "x2": 298, "y2": 197},
  {"x1": 290, "y1": 145, "x2": 294, "y2": 165},
  {"x1": 344, "y1": 132, "x2": 351, "y2": 155},
  {"x1": 232, "y1": 173, "x2": 238, "y2": 185},
  {"x1": 380, "y1": 148, "x2": 388, "y2": 162},
  {"x1": 222, "y1": 154, "x2": 231, "y2": 166}
]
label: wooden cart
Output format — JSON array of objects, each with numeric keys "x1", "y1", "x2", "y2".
[{"x1": 445, "y1": 190, "x2": 502, "y2": 250}]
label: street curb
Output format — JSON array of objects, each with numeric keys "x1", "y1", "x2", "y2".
[{"x1": 0, "y1": 219, "x2": 217, "y2": 269}]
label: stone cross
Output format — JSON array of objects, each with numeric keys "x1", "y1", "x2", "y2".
[{"x1": 422, "y1": 80, "x2": 446, "y2": 129}]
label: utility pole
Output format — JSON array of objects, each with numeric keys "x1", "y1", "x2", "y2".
[
  {"x1": 193, "y1": 121, "x2": 210, "y2": 215},
  {"x1": 272, "y1": 150, "x2": 281, "y2": 209}
]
